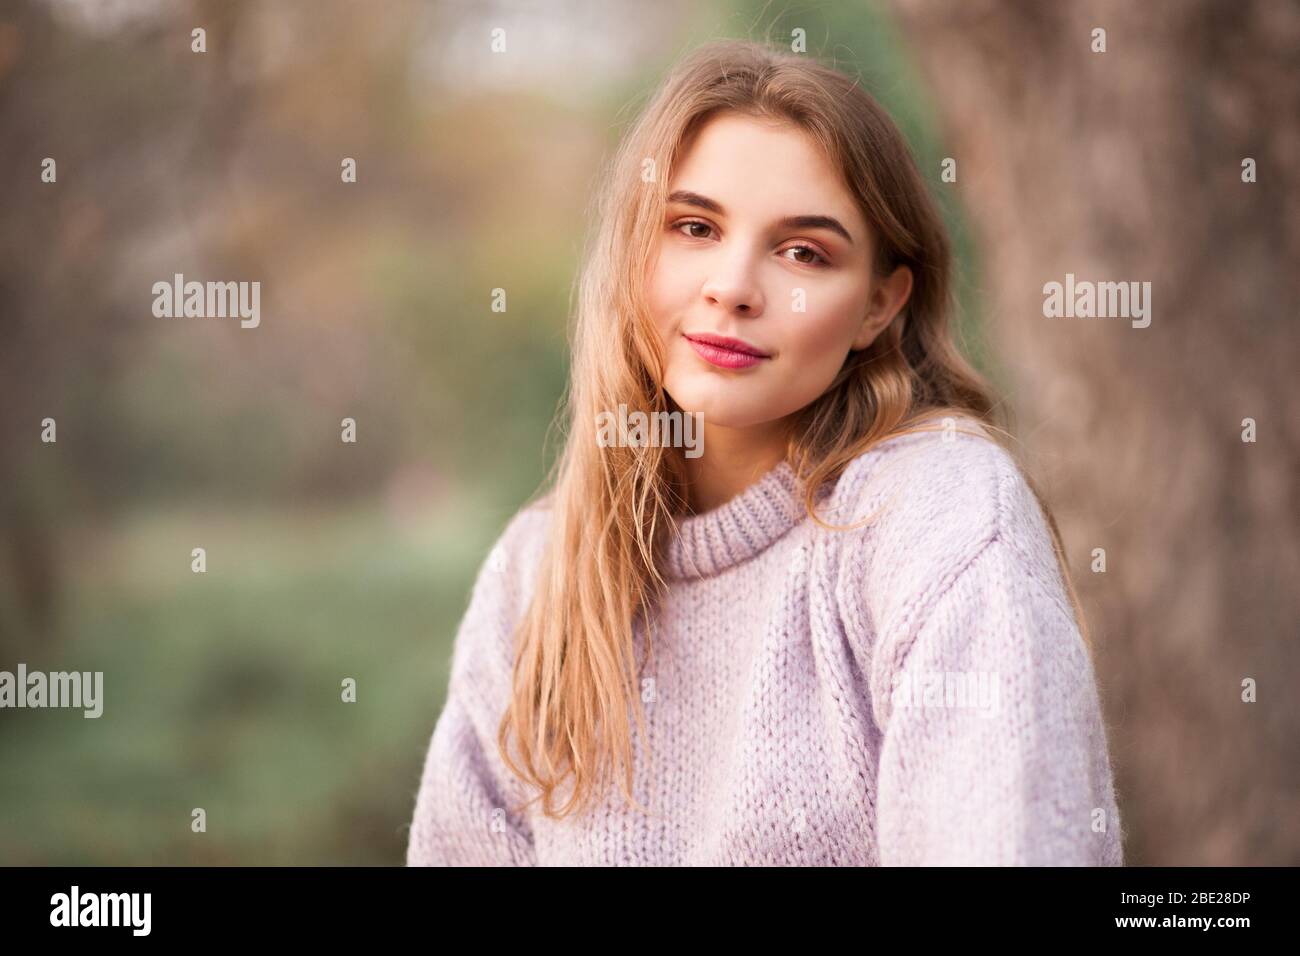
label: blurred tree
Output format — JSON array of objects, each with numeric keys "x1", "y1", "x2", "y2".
[
  {"x1": 0, "y1": 0, "x2": 252, "y2": 652},
  {"x1": 883, "y1": 0, "x2": 1300, "y2": 864}
]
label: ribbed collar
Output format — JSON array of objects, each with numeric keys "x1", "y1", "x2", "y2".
[{"x1": 661, "y1": 460, "x2": 815, "y2": 581}]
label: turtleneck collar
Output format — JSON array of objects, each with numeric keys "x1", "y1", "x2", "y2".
[{"x1": 661, "y1": 460, "x2": 819, "y2": 581}]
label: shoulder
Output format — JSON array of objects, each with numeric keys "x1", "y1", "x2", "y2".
[
  {"x1": 449, "y1": 497, "x2": 554, "y2": 681},
  {"x1": 826, "y1": 415, "x2": 1063, "y2": 639},
  {"x1": 827, "y1": 414, "x2": 1021, "y2": 549},
  {"x1": 480, "y1": 498, "x2": 553, "y2": 597}
]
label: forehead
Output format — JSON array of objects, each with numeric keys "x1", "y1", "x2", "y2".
[{"x1": 669, "y1": 111, "x2": 865, "y2": 232}]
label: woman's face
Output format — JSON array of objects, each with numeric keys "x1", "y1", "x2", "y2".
[{"x1": 645, "y1": 110, "x2": 911, "y2": 431}]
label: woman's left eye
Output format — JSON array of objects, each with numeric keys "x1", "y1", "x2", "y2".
[{"x1": 782, "y1": 244, "x2": 829, "y2": 267}]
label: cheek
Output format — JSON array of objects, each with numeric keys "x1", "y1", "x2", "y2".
[
  {"x1": 783, "y1": 283, "x2": 867, "y2": 366},
  {"x1": 761, "y1": 283, "x2": 868, "y2": 408},
  {"x1": 645, "y1": 243, "x2": 689, "y2": 334}
]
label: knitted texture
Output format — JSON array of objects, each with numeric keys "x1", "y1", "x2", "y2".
[{"x1": 406, "y1": 418, "x2": 1125, "y2": 865}]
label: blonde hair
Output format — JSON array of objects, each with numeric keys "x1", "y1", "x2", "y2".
[{"x1": 496, "y1": 38, "x2": 1089, "y2": 822}]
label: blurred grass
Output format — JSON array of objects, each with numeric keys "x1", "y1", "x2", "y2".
[{"x1": 0, "y1": 490, "x2": 507, "y2": 865}]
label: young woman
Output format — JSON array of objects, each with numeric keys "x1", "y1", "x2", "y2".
[{"x1": 407, "y1": 39, "x2": 1124, "y2": 866}]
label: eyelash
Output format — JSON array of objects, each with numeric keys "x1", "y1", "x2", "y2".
[{"x1": 671, "y1": 218, "x2": 830, "y2": 267}]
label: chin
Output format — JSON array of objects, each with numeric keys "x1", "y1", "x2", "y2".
[
  {"x1": 671, "y1": 392, "x2": 774, "y2": 431},
  {"x1": 667, "y1": 363, "x2": 801, "y2": 419}
]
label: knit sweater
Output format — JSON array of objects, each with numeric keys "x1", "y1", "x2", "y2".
[{"x1": 405, "y1": 418, "x2": 1125, "y2": 865}]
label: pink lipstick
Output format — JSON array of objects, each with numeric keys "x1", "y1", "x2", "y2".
[{"x1": 684, "y1": 332, "x2": 771, "y2": 370}]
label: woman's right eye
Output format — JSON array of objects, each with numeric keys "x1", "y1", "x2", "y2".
[{"x1": 673, "y1": 220, "x2": 714, "y2": 240}]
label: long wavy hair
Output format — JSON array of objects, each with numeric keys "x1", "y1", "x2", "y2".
[{"x1": 496, "y1": 38, "x2": 1089, "y2": 822}]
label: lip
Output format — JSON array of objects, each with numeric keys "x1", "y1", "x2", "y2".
[{"x1": 683, "y1": 332, "x2": 771, "y2": 370}]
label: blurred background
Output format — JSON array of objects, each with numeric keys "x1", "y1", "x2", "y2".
[{"x1": 1, "y1": 0, "x2": 1296, "y2": 865}]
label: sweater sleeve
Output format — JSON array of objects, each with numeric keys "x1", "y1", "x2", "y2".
[
  {"x1": 405, "y1": 690, "x2": 537, "y2": 866},
  {"x1": 870, "y1": 535, "x2": 1124, "y2": 866},
  {"x1": 405, "y1": 511, "x2": 542, "y2": 867}
]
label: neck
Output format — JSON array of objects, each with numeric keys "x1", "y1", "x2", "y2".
[{"x1": 682, "y1": 416, "x2": 794, "y2": 514}]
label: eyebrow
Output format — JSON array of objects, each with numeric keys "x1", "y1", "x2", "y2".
[{"x1": 666, "y1": 189, "x2": 855, "y2": 245}]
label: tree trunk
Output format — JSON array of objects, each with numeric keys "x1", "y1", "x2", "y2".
[{"x1": 884, "y1": 0, "x2": 1300, "y2": 864}]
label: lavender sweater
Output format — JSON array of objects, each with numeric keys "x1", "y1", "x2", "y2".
[{"x1": 406, "y1": 420, "x2": 1125, "y2": 865}]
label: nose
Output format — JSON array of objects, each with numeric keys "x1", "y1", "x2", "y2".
[{"x1": 701, "y1": 247, "x2": 765, "y2": 317}]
